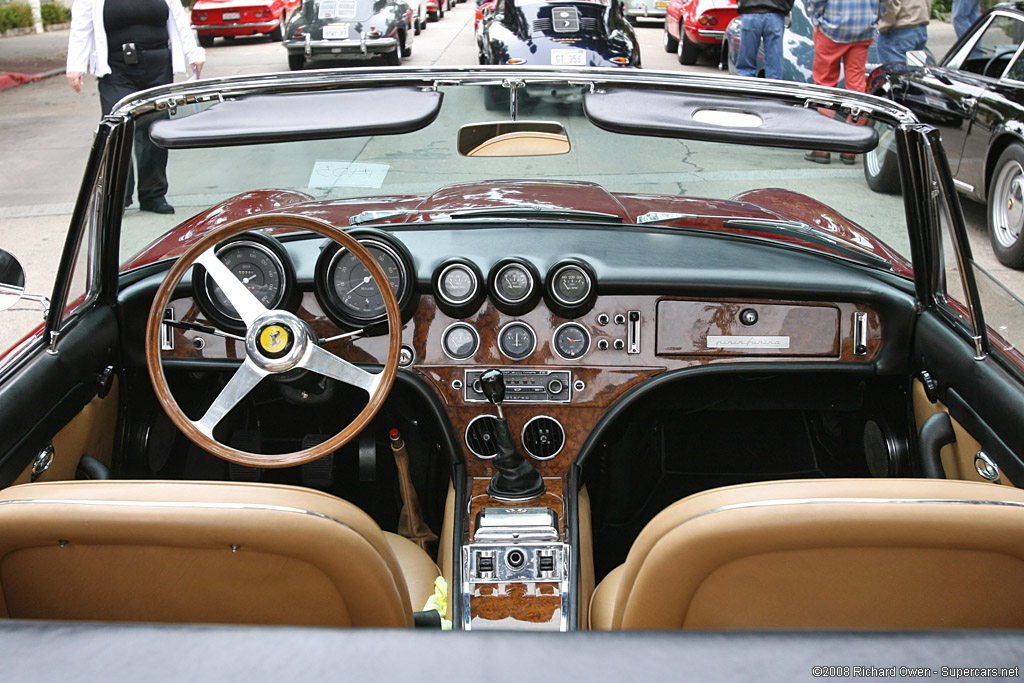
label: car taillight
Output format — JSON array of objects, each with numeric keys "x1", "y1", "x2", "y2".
[
  {"x1": 254, "y1": 9, "x2": 264, "y2": 17},
  {"x1": 294, "y1": 26, "x2": 305, "y2": 36},
  {"x1": 698, "y1": 14, "x2": 717, "y2": 25},
  {"x1": 367, "y1": 27, "x2": 383, "y2": 36},
  {"x1": 610, "y1": 56, "x2": 628, "y2": 65},
  {"x1": 507, "y1": 57, "x2": 526, "y2": 64},
  {"x1": 196, "y1": 11, "x2": 208, "y2": 21}
]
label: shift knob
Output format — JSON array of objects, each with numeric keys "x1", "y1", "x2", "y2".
[{"x1": 480, "y1": 369, "x2": 505, "y2": 405}]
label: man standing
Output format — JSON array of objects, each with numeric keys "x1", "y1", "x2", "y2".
[
  {"x1": 804, "y1": 0, "x2": 887, "y2": 163},
  {"x1": 735, "y1": 0, "x2": 796, "y2": 80},
  {"x1": 951, "y1": 0, "x2": 979, "y2": 38},
  {"x1": 876, "y1": 0, "x2": 930, "y2": 65}
]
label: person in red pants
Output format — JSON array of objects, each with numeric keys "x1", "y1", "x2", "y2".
[{"x1": 804, "y1": 0, "x2": 887, "y2": 164}]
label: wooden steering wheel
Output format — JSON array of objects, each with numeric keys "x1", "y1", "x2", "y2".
[{"x1": 145, "y1": 214, "x2": 401, "y2": 468}]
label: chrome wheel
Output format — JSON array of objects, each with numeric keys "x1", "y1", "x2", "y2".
[{"x1": 991, "y1": 160, "x2": 1024, "y2": 250}]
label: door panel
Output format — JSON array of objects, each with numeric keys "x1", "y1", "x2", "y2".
[
  {"x1": 914, "y1": 311, "x2": 1024, "y2": 485},
  {"x1": 0, "y1": 306, "x2": 119, "y2": 486}
]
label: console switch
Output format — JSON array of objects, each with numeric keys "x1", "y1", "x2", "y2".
[{"x1": 627, "y1": 310, "x2": 641, "y2": 354}]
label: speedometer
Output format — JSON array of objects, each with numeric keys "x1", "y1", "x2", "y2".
[{"x1": 205, "y1": 241, "x2": 285, "y2": 320}]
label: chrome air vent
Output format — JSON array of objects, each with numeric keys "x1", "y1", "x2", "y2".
[
  {"x1": 533, "y1": 18, "x2": 552, "y2": 30},
  {"x1": 522, "y1": 416, "x2": 565, "y2": 460},
  {"x1": 466, "y1": 415, "x2": 501, "y2": 459},
  {"x1": 581, "y1": 18, "x2": 598, "y2": 30}
]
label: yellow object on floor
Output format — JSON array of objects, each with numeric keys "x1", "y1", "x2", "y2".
[{"x1": 422, "y1": 576, "x2": 452, "y2": 630}]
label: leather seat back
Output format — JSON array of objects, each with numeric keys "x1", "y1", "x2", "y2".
[
  {"x1": 0, "y1": 480, "x2": 421, "y2": 627},
  {"x1": 590, "y1": 479, "x2": 1024, "y2": 630}
]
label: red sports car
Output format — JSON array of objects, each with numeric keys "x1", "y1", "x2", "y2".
[
  {"x1": 662, "y1": 0, "x2": 737, "y2": 65},
  {"x1": 191, "y1": 0, "x2": 302, "y2": 47}
]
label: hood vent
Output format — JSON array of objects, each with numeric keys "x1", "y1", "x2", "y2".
[{"x1": 552, "y1": 6, "x2": 580, "y2": 32}]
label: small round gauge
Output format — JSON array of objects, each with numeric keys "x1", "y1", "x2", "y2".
[
  {"x1": 205, "y1": 240, "x2": 286, "y2": 321},
  {"x1": 553, "y1": 322, "x2": 591, "y2": 360},
  {"x1": 438, "y1": 263, "x2": 478, "y2": 306},
  {"x1": 442, "y1": 322, "x2": 480, "y2": 360},
  {"x1": 498, "y1": 321, "x2": 537, "y2": 361},
  {"x1": 551, "y1": 264, "x2": 592, "y2": 306},
  {"x1": 326, "y1": 240, "x2": 406, "y2": 322},
  {"x1": 494, "y1": 263, "x2": 534, "y2": 304}
]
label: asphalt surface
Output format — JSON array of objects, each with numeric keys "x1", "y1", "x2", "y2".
[{"x1": 0, "y1": 12, "x2": 1020, "y2": 351}]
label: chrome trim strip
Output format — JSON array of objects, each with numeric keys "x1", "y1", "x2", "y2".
[
  {"x1": 192, "y1": 20, "x2": 280, "y2": 29},
  {"x1": 953, "y1": 178, "x2": 974, "y2": 194},
  {"x1": 285, "y1": 38, "x2": 398, "y2": 50},
  {"x1": 696, "y1": 29, "x2": 725, "y2": 38}
]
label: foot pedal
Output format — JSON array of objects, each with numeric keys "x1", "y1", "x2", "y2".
[
  {"x1": 301, "y1": 434, "x2": 333, "y2": 488},
  {"x1": 228, "y1": 430, "x2": 262, "y2": 481}
]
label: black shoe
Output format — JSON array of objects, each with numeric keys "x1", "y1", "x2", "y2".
[{"x1": 140, "y1": 199, "x2": 175, "y2": 214}]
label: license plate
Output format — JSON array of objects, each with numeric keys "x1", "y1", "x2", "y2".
[
  {"x1": 550, "y1": 48, "x2": 587, "y2": 66},
  {"x1": 323, "y1": 24, "x2": 350, "y2": 39},
  {"x1": 222, "y1": 11, "x2": 240, "y2": 19}
]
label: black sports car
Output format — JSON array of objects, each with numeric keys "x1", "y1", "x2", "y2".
[
  {"x1": 866, "y1": 3, "x2": 1024, "y2": 268},
  {"x1": 477, "y1": 0, "x2": 640, "y2": 67},
  {"x1": 283, "y1": 0, "x2": 416, "y2": 68}
]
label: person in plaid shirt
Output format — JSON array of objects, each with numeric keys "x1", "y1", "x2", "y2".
[{"x1": 803, "y1": 0, "x2": 887, "y2": 163}]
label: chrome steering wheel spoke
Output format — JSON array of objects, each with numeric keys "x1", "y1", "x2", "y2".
[
  {"x1": 195, "y1": 247, "x2": 269, "y2": 327},
  {"x1": 193, "y1": 359, "x2": 270, "y2": 437},
  {"x1": 301, "y1": 345, "x2": 381, "y2": 394}
]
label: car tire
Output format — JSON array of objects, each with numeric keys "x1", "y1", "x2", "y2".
[
  {"x1": 428, "y1": 9, "x2": 438, "y2": 20},
  {"x1": 988, "y1": 143, "x2": 1024, "y2": 269},
  {"x1": 678, "y1": 28, "x2": 698, "y2": 65},
  {"x1": 198, "y1": 33, "x2": 215, "y2": 48},
  {"x1": 439, "y1": 3, "x2": 444, "y2": 18},
  {"x1": 269, "y1": 24, "x2": 284, "y2": 41},
  {"x1": 864, "y1": 124, "x2": 901, "y2": 195},
  {"x1": 384, "y1": 46, "x2": 402, "y2": 65},
  {"x1": 288, "y1": 53, "x2": 304, "y2": 70},
  {"x1": 414, "y1": 16, "x2": 421, "y2": 34},
  {"x1": 663, "y1": 24, "x2": 678, "y2": 53},
  {"x1": 401, "y1": 34, "x2": 413, "y2": 57}
]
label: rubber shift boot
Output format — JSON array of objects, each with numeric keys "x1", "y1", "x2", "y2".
[{"x1": 486, "y1": 417, "x2": 545, "y2": 501}]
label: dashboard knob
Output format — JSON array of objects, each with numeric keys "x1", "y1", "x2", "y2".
[{"x1": 547, "y1": 378, "x2": 564, "y2": 394}]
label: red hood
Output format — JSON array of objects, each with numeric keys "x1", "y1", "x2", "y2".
[{"x1": 121, "y1": 181, "x2": 912, "y2": 276}]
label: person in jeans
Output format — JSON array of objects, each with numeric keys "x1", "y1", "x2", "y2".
[
  {"x1": 952, "y1": 0, "x2": 979, "y2": 38},
  {"x1": 66, "y1": 0, "x2": 205, "y2": 214},
  {"x1": 735, "y1": 0, "x2": 795, "y2": 80},
  {"x1": 876, "y1": 0, "x2": 930, "y2": 65},
  {"x1": 804, "y1": 0, "x2": 887, "y2": 164}
]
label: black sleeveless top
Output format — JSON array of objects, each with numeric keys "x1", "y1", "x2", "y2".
[{"x1": 104, "y1": 0, "x2": 170, "y2": 50}]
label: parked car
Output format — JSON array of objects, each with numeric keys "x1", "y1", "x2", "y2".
[
  {"x1": 663, "y1": 0, "x2": 737, "y2": 65},
  {"x1": 477, "y1": 0, "x2": 640, "y2": 66},
  {"x1": 283, "y1": 0, "x2": 416, "y2": 68},
  {"x1": 4, "y1": 64, "x2": 1024, "y2": 674},
  {"x1": 866, "y1": 3, "x2": 1024, "y2": 268},
  {"x1": 724, "y1": 0, "x2": 884, "y2": 82},
  {"x1": 191, "y1": 0, "x2": 302, "y2": 47},
  {"x1": 426, "y1": 0, "x2": 455, "y2": 20},
  {"x1": 623, "y1": 0, "x2": 668, "y2": 25}
]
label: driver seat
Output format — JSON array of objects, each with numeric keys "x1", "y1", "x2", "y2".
[{"x1": 0, "y1": 480, "x2": 442, "y2": 627}]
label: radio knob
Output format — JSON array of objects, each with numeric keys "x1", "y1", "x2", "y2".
[{"x1": 547, "y1": 378, "x2": 564, "y2": 394}]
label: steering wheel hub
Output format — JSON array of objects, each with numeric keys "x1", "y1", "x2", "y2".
[{"x1": 247, "y1": 312, "x2": 308, "y2": 370}]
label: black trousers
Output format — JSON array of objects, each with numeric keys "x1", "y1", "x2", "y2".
[{"x1": 98, "y1": 46, "x2": 172, "y2": 205}]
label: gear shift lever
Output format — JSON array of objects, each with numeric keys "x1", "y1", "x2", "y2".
[{"x1": 480, "y1": 369, "x2": 545, "y2": 501}]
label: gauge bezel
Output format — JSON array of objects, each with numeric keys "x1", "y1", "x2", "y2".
[
  {"x1": 488, "y1": 258, "x2": 542, "y2": 315},
  {"x1": 545, "y1": 259, "x2": 597, "y2": 319},
  {"x1": 552, "y1": 321, "x2": 592, "y2": 361},
  {"x1": 192, "y1": 232, "x2": 297, "y2": 335},
  {"x1": 314, "y1": 230, "x2": 415, "y2": 331},
  {"x1": 441, "y1": 322, "x2": 481, "y2": 361},
  {"x1": 497, "y1": 321, "x2": 537, "y2": 361},
  {"x1": 432, "y1": 259, "x2": 486, "y2": 318}
]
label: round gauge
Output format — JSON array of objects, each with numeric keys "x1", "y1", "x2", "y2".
[
  {"x1": 553, "y1": 322, "x2": 591, "y2": 360},
  {"x1": 438, "y1": 263, "x2": 478, "y2": 306},
  {"x1": 442, "y1": 322, "x2": 480, "y2": 360},
  {"x1": 326, "y1": 240, "x2": 406, "y2": 322},
  {"x1": 204, "y1": 240, "x2": 286, "y2": 321},
  {"x1": 494, "y1": 263, "x2": 534, "y2": 304},
  {"x1": 497, "y1": 321, "x2": 537, "y2": 361},
  {"x1": 551, "y1": 264, "x2": 592, "y2": 306}
]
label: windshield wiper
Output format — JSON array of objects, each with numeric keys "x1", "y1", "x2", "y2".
[
  {"x1": 349, "y1": 205, "x2": 623, "y2": 226},
  {"x1": 635, "y1": 212, "x2": 891, "y2": 270}
]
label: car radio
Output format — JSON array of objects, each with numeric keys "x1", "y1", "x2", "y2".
[{"x1": 463, "y1": 369, "x2": 571, "y2": 403}]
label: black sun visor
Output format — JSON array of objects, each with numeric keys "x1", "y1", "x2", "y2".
[
  {"x1": 150, "y1": 87, "x2": 444, "y2": 149},
  {"x1": 583, "y1": 89, "x2": 878, "y2": 153}
]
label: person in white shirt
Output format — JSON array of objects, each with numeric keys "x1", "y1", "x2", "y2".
[{"x1": 66, "y1": 0, "x2": 205, "y2": 214}]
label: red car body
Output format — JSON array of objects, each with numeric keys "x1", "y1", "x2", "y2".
[
  {"x1": 191, "y1": 0, "x2": 301, "y2": 44},
  {"x1": 664, "y1": 0, "x2": 737, "y2": 61}
]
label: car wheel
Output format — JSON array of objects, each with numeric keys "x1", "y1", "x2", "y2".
[
  {"x1": 428, "y1": 8, "x2": 438, "y2": 19},
  {"x1": 269, "y1": 24, "x2": 284, "y2": 41},
  {"x1": 198, "y1": 33, "x2": 215, "y2": 48},
  {"x1": 288, "y1": 52, "x2": 304, "y2": 70},
  {"x1": 438, "y1": 2, "x2": 444, "y2": 18},
  {"x1": 401, "y1": 34, "x2": 413, "y2": 57},
  {"x1": 663, "y1": 24, "x2": 678, "y2": 53},
  {"x1": 384, "y1": 46, "x2": 402, "y2": 65},
  {"x1": 414, "y1": 16, "x2": 421, "y2": 34},
  {"x1": 677, "y1": 27, "x2": 698, "y2": 65},
  {"x1": 864, "y1": 124, "x2": 901, "y2": 195},
  {"x1": 988, "y1": 143, "x2": 1024, "y2": 268}
]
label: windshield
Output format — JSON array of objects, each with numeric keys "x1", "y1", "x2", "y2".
[{"x1": 118, "y1": 81, "x2": 911, "y2": 273}]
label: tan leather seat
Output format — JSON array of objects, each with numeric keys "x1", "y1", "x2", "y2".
[
  {"x1": 0, "y1": 480, "x2": 440, "y2": 627},
  {"x1": 590, "y1": 478, "x2": 1024, "y2": 630}
]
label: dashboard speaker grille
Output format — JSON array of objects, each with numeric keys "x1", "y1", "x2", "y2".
[
  {"x1": 522, "y1": 416, "x2": 565, "y2": 460},
  {"x1": 466, "y1": 415, "x2": 501, "y2": 459}
]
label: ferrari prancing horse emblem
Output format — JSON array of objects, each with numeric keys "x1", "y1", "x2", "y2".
[{"x1": 259, "y1": 324, "x2": 290, "y2": 354}]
